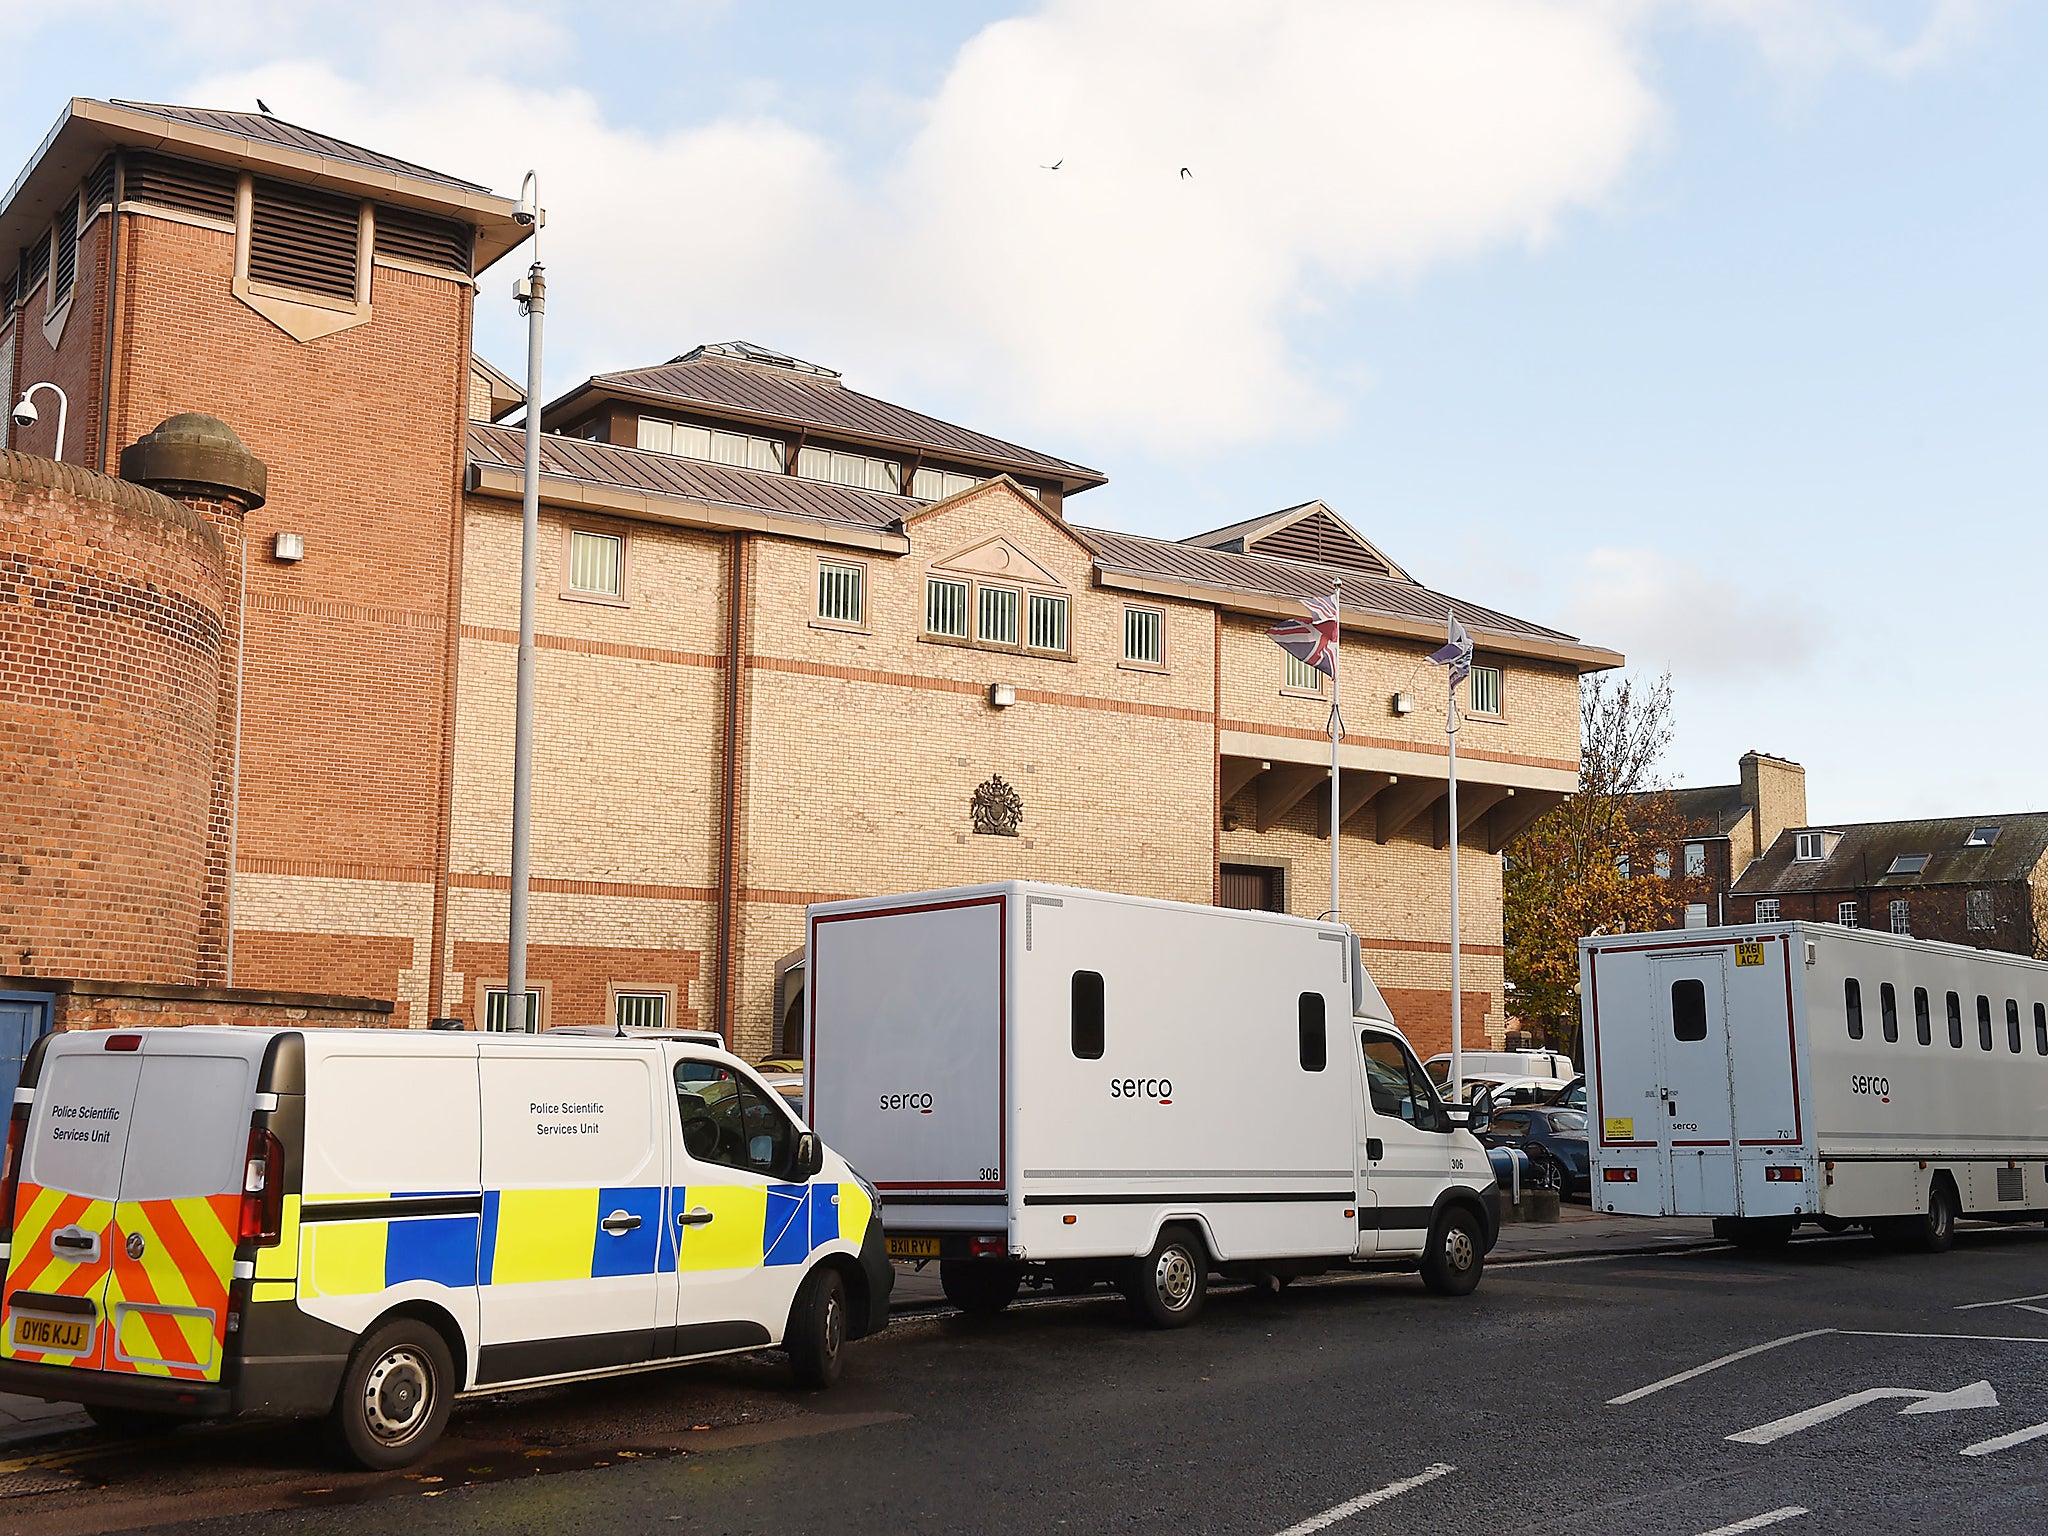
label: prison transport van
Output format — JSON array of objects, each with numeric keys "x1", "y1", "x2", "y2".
[
  {"x1": 1582, "y1": 923, "x2": 2048, "y2": 1250},
  {"x1": 805, "y1": 883, "x2": 1501, "y2": 1326},
  {"x1": 0, "y1": 1027, "x2": 889, "y2": 1467}
]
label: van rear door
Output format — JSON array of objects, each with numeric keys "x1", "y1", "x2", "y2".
[{"x1": 1648, "y1": 953, "x2": 1738, "y2": 1214}]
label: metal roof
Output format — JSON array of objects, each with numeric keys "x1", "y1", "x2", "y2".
[
  {"x1": 110, "y1": 101, "x2": 487, "y2": 191},
  {"x1": 1733, "y1": 813, "x2": 2048, "y2": 895}
]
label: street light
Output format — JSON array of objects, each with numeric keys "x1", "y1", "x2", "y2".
[
  {"x1": 506, "y1": 172, "x2": 544, "y2": 1034},
  {"x1": 10, "y1": 382, "x2": 68, "y2": 462}
]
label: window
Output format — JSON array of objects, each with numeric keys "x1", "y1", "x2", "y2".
[
  {"x1": 1965, "y1": 826, "x2": 2001, "y2": 848},
  {"x1": 1889, "y1": 899, "x2": 1910, "y2": 935},
  {"x1": 1837, "y1": 902, "x2": 1859, "y2": 929},
  {"x1": 1468, "y1": 664, "x2": 1502, "y2": 716},
  {"x1": 1684, "y1": 903, "x2": 1708, "y2": 929},
  {"x1": 1672, "y1": 978, "x2": 1709, "y2": 1041},
  {"x1": 2035, "y1": 1002, "x2": 2047, "y2": 1057},
  {"x1": 1947, "y1": 991, "x2": 1963, "y2": 1049},
  {"x1": 249, "y1": 177, "x2": 361, "y2": 301},
  {"x1": 568, "y1": 530, "x2": 623, "y2": 598},
  {"x1": 1124, "y1": 607, "x2": 1164, "y2": 666},
  {"x1": 1654, "y1": 849, "x2": 1673, "y2": 880},
  {"x1": 1488, "y1": 1112, "x2": 1531, "y2": 1140},
  {"x1": 1795, "y1": 832, "x2": 1824, "y2": 861},
  {"x1": 1843, "y1": 978, "x2": 1863, "y2": 1041},
  {"x1": 1755, "y1": 898, "x2": 1780, "y2": 922},
  {"x1": 1284, "y1": 653, "x2": 1324, "y2": 692},
  {"x1": 1977, "y1": 995, "x2": 1994, "y2": 1052},
  {"x1": 638, "y1": 417, "x2": 786, "y2": 474},
  {"x1": 1071, "y1": 971, "x2": 1104, "y2": 1059},
  {"x1": 977, "y1": 585, "x2": 1019, "y2": 645},
  {"x1": 483, "y1": 988, "x2": 541, "y2": 1033},
  {"x1": 926, "y1": 576, "x2": 969, "y2": 638},
  {"x1": 798, "y1": 445, "x2": 899, "y2": 494},
  {"x1": 1683, "y1": 843, "x2": 1706, "y2": 879},
  {"x1": 1914, "y1": 987, "x2": 1931, "y2": 1046},
  {"x1": 1879, "y1": 983, "x2": 1898, "y2": 1043},
  {"x1": 1026, "y1": 592, "x2": 1068, "y2": 653},
  {"x1": 1298, "y1": 993, "x2": 1327, "y2": 1072},
  {"x1": 1885, "y1": 854, "x2": 1928, "y2": 876},
  {"x1": 1966, "y1": 889, "x2": 1996, "y2": 931},
  {"x1": 2007, "y1": 1000, "x2": 2023, "y2": 1055},
  {"x1": 615, "y1": 991, "x2": 668, "y2": 1031},
  {"x1": 1360, "y1": 1034, "x2": 1444, "y2": 1133},
  {"x1": 817, "y1": 559, "x2": 864, "y2": 625},
  {"x1": 673, "y1": 1062, "x2": 792, "y2": 1176},
  {"x1": 911, "y1": 466, "x2": 983, "y2": 501}
]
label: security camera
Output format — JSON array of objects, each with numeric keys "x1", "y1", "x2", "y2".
[
  {"x1": 512, "y1": 198, "x2": 537, "y2": 228},
  {"x1": 9, "y1": 396, "x2": 35, "y2": 429}
]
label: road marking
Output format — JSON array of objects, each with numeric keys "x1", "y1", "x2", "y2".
[
  {"x1": 1271, "y1": 1462, "x2": 1455, "y2": 1536},
  {"x1": 1607, "y1": 1330, "x2": 1835, "y2": 1405},
  {"x1": 1960, "y1": 1421, "x2": 2048, "y2": 1458},
  {"x1": 1728, "y1": 1381, "x2": 1997, "y2": 1445},
  {"x1": 1695, "y1": 1508, "x2": 1809, "y2": 1535},
  {"x1": 1954, "y1": 1290, "x2": 2048, "y2": 1311},
  {"x1": 1838, "y1": 1330, "x2": 2048, "y2": 1344}
]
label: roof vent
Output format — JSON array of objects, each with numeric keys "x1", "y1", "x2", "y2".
[{"x1": 674, "y1": 341, "x2": 840, "y2": 382}]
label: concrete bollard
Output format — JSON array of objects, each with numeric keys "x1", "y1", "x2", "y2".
[{"x1": 1499, "y1": 1188, "x2": 1562, "y2": 1224}]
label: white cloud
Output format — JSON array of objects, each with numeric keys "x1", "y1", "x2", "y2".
[
  {"x1": 1560, "y1": 546, "x2": 1818, "y2": 679},
  {"x1": 1680, "y1": 0, "x2": 1989, "y2": 77}
]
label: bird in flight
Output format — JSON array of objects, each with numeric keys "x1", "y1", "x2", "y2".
[
  {"x1": 257, "y1": 99, "x2": 273, "y2": 115},
  {"x1": 1042, "y1": 159, "x2": 1063, "y2": 170},
  {"x1": 1180, "y1": 166, "x2": 1193, "y2": 180}
]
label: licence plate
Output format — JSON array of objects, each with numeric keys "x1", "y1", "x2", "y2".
[
  {"x1": 13, "y1": 1314, "x2": 92, "y2": 1354},
  {"x1": 887, "y1": 1236, "x2": 941, "y2": 1259}
]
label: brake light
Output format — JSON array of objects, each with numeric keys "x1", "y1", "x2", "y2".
[
  {"x1": 967, "y1": 1234, "x2": 1007, "y2": 1258},
  {"x1": 1602, "y1": 1167, "x2": 1639, "y2": 1183},
  {"x1": 0, "y1": 1106, "x2": 27, "y2": 1242},
  {"x1": 103, "y1": 1033, "x2": 141, "y2": 1052},
  {"x1": 239, "y1": 1126, "x2": 285, "y2": 1247},
  {"x1": 1764, "y1": 1165, "x2": 1804, "y2": 1183}
]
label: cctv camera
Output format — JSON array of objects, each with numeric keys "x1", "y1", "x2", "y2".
[
  {"x1": 9, "y1": 398, "x2": 35, "y2": 429},
  {"x1": 513, "y1": 202, "x2": 536, "y2": 228}
]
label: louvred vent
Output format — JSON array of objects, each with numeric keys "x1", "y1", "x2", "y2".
[
  {"x1": 23, "y1": 234, "x2": 49, "y2": 288},
  {"x1": 1247, "y1": 513, "x2": 1392, "y2": 577},
  {"x1": 376, "y1": 205, "x2": 471, "y2": 273},
  {"x1": 249, "y1": 178, "x2": 361, "y2": 301},
  {"x1": 85, "y1": 156, "x2": 117, "y2": 213},
  {"x1": 126, "y1": 152, "x2": 237, "y2": 222},
  {"x1": 53, "y1": 197, "x2": 79, "y2": 299}
]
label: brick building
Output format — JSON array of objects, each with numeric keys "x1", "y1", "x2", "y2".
[
  {"x1": 1644, "y1": 751, "x2": 1809, "y2": 927},
  {"x1": 0, "y1": 100, "x2": 1619, "y2": 1062}
]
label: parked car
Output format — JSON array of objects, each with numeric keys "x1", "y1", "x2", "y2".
[
  {"x1": 1482, "y1": 1106, "x2": 1591, "y2": 1196},
  {"x1": 762, "y1": 1071, "x2": 805, "y2": 1117},
  {"x1": 1465, "y1": 1075, "x2": 1563, "y2": 1111},
  {"x1": 756, "y1": 1057, "x2": 805, "y2": 1075},
  {"x1": 1543, "y1": 1075, "x2": 1586, "y2": 1111}
]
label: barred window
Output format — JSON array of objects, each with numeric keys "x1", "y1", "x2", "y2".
[
  {"x1": 978, "y1": 585, "x2": 1019, "y2": 645},
  {"x1": 615, "y1": 991, "x2": 668, "y2": 1031},
  {"x1": 484, "y1": 988, "x2": 541, "y2": 1033},
  {"x1": 568, "y1": 530, "x2": 622, "y2": 598},
  {"x1": 926, "y1": 576, "x2": 968, "y2": 638},
  {"x1": 1124, "y1": 606, "x2": 1164, "y2": 666},
  {"x1": 1285, "y1": 653, "x2": 1323, "y2": 691},
  {"x1": 817, "y1": 560, "x2": 864, "y2": 625},
  {"x1": 1027, "y1": 592, "x2": 1068, "y2": 652},
  {"x1": 1468, "y1": 664, "x2": 1502, "y2": 715}
]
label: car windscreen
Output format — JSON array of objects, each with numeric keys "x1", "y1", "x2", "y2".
[{"x1": 1545, "y1": 1110, "x2": 1589, "y2": 1132}]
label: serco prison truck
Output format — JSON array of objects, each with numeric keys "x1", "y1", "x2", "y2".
[
  {"x1": 1582, "y1": 922, "x2": 2048, "y2": 1250},
  {"x1": 806, "y1": 882, "x2": 1502, "y2": 1326}
]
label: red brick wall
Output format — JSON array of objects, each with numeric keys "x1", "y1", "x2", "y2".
[
  {"x1": 1379, "y1": 988, "x2": 1498, "y2": 1063},
  {"x1": 450, "y1": 941, "x2": 703, "y2": 1031},
  {"x1": 232, "y1": 932, "x2": 416, "y2": 1027},
  {"x1": 39, "y1": 985, "x2": 391, "y2": 1032},
  {"x1": 7, "y1": 214, "x2": 111, "y2": 471},
  {"x1": 0, "y1": 453, "x2": 224, "y2": 982}
]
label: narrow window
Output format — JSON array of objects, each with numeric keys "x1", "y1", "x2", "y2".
[
  {"x1": 2035, "y1": 1002, "x2": 2047, "y2": 1057},
  {"x1": 1468, "y1": 664, "x2": 1502, "y2": 716},
  {"x1": 1947, "y1": 991, "x2": 1963, "y2": 1049},
  {"x1": 1123, "y1": 607, "x2": 1164, "y2": 665},
  {"x1": 1880, "y1": 982, "x2": 1898, "y2": 1043},
  {"x1": 1755, "y1": 898, "x2": 1780, "y2": 922},
  {"x1": 1838, "y1": 901, "x2": 1859, "y2": 928},
  {"x1": 1914, "y1": 987, "x2": 1931, "y2": 1046},
  {"x1": 1285, "y1": 652, "x2": 1323, "y2": 692},
  {"x1": 1844, "y1": 978, "x2": 1863, "y2": 1040},
  {"x1": 1889, "y1": 899, "x2": 1910, "y2": 934},
  {"x1": 817, "y1": 560, "x2": 864, "y2": 624},
  {"x1": 1026, "y1": 592, "x2": 1068, "y2": 652},
  {"x1": 925, "y1": 576, "x2": 968, "y2": 638},
  {"x1": 1654, "y1": 849, "x2": 1674, "y2": 880},
  {"x1": 1071, "y1": 971, "x2": 1104, "y2": 1059},
  {"x1": 1298, "y1": 993, "x2": 1327, "y2": 1072},
  {"x1": 1977, "y1": 995, "x2": 1994, "y2": 1052},
  {"x1": 615, "y1": 991, "x2": 668, "y2": 1030},
  {"x1": 2007, "y1": 999, "x2": 2022, "y2": 1055},
  {"x1": 1967, "y1": 889, "x2": 1996, "y2": 931},
  {"x1": 568, "y1": 530, "x2": 623, "y2": 598},
  {"x1": 1683, "y1": 843, "x2": 1706, "y2": 879},
  {"x1": 483, "y1": 988, "x2": 541, "y2": 1033},
  {"x1": 977, "y1": 585, "x2": 1019, "y2": 645},
  {"x1": 1672, "y1": 978, "x2": 1708, "y2": 1042}
]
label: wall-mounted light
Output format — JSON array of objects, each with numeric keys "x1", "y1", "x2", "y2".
[
  {"x1": 988, "y1": 682, "x2": 1016, "y2": 709},
  {"x1": 273, "y1": 531, "x2": 305, "y2": 562},
  {"x1": 1391, "y1": 692, "x2": 1414, "y2": 716}
]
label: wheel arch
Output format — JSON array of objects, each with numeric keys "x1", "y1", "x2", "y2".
[
  {"x1": 365, "y1": 1299, "x2": 471, "y2": 1393},
  {"x1": 1430, "y1": 1184, "x2": 1497, "y2": 1252}
]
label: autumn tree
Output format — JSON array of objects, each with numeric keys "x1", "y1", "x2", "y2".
[{"x1": 1503, "y1": 671, "x2": 1699, "y2": 1060}]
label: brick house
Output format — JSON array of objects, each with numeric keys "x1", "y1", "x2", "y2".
[
  {"x1": 0, "y1": 99, "x2": 1621, "y2": 1061},
  {"x1": 1641, "y1": 751, "x2": 1809, "y2": 928}
]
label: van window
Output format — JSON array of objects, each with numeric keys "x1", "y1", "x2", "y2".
[
  {"x1": 1359, "y1": 1034, "x2": 1445, "y2": 1133},
  {"x1": 2006, "y1": 1000, "x2": 2022, "y2": 1055},
  {"x1": 119, "y1": 1054, "x2": 252, "y2": 1202},
  {"x1": 1914, "y1": 988, "x2": 1931, "y2": 1046},
  {"x1": 2035, "y1": 1002, "x2": 2047, "y2": 1057},
  {"x1": 27, "y1": 1051, "x2": 142, "y2": 1200},
  {"x1": 1947, "y1": 991, "x2": 1963, "y2": 1049},
  {"x1": 1975, "y1": 995, "x2": 1993, "y2": 1051},
  {"x1": 674, "y1": 1063, "x2": 791, "y2": 1177},
  {"x1": 1879, "y1": 983, "x2": 1898, "y2": 1044},
  {"x1": 1071, "y1": 971, "x2": 1104, "y2": 1060},
  {"x1": 1298, "y1": 993, "x2": 1327, "y2": 1072},
  {"x1": 1843, "y1": 979, "x2": 1863, "y2": 1041},
  {"x1": 1672, "y1": 979, "x2": 1709, "y2": 1042}
]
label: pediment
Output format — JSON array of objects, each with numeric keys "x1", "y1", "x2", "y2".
[{"x1": 930, "y1": 535, "x2": 1065, "y2": 589}]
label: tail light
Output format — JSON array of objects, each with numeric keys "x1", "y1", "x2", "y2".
[
  {"x1": 0, "y1": 1105, "x2": 28, "y2": 1243},
  {"x1": 1764, "y1": 1165, "x2": 1804, "y2": 1183},
  {"x1": 1602, "y1": 1167, "x2": 1639, "y2": 1183},
  {"x1": 239, "y1": 1125, "x2": 285, "y2": 1247},
  {"x1": 103, "y1": 1034, "x2": 141, "y2": 1052},
  {"x1": 967, "y1": 1234, "x2": 1008, "y2": 1258}
]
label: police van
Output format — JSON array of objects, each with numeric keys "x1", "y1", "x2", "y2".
[{"x1": 0, "y1": 1026, "x2": 889, "y2": 1467}]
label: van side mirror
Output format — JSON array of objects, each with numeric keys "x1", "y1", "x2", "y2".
[
  {"x1": 1444, "y1": 1103, "x2": 1489, "y2": 1134},
  {"x1": 793, "y1": 1131, "x2": 824, "y2": 1181}
]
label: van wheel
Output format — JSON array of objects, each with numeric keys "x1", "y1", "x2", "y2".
[
  {"x1": 84, "y1": 1404, "x2": 179, "y2": 1438},
  {"x1": 940, "y1": 1259, "x2": 1023, "y2": 1316},
  {"x1": 1913, "y1": 1179, "x2": 1959, "y2": 1254},
  {"x1": 328, "y1": 1319, "x2": 454, "y2": 1470},
  {"x1": 787, "y1": 1265, "x2": 848, "y2": 1389},
  {"x1": 1419, "y1": 1204, "x2": 1485, "y2": 1296},
  {"x1": 1125, "y1": 1225, "x2": 1207, "y2": 1328}
]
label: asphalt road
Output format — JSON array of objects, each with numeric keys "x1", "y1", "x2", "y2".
[{"x1": 6, "y1": 1226, "x2": 2047, "y2": 1536}]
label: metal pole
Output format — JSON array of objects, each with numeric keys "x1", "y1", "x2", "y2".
[
  {"x1": 508, "y1": 175, "x2": 544, "y2": 1033},
  {"x1": 1328, "y1": 576, "x2": 1342, "y2": 922},
  {"x1": 1448, "y1": 662, "x2": 1462, "y2": 1104}
]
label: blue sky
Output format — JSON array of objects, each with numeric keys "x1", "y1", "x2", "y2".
[{"x1": 5, "y1": 1, "x2": 2039, "y2": 823}]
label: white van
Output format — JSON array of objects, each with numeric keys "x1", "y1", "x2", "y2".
[
  {"x1": 0, "y1": 1027, "x2": 888, "y2": 1467},
  {"x1": 805, "y1": 883, "x2": 1501, "y2": 1325},
  {"x1": 1422, "y1": 1049, "x2": 1575, "y2": 1093}
]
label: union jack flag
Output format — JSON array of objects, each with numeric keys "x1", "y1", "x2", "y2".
[{"x1": 1268, "y1": 594, "x2": 1341, "y2": 678}]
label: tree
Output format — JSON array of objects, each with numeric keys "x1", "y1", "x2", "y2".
[{"x1": 1504, "y1": 671, "x2": 1699, "y2": 1060}]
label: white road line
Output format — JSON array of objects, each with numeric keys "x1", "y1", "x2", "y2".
[
  {"x1": 2016, "y1": 1304, "x2": 2048, "y2": 1318},
  {"x1": 1270, "y1": 1463, "x2": 1455, "y2": 1536},
  {"x1": 1961, "y1": 1421, "x2": 2048, "y2": 1458},
  {"x1": 1695, "y1": 1508, "x2": 1809, "y2": 1535},
  {"x1": 1955, "y1": 1290, "x2": 2048, "y2": 1311},
  {"x1": 1838, "y1": 1329, "x2": 2048, "y2": 1344},
  {"x1": 1606, "y1": 1330, "x2": 1834, "y2": 1406}
]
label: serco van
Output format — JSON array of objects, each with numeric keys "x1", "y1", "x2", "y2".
[{"x1": 0, "y1": 1026, "x2": 889, "y2": 1466}]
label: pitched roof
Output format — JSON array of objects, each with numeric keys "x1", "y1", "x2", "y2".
[
  {"x1": 110, "y1": 101, "x2": 487, "y2": 191},
  {"x1": 1653, "y1": 783, "x2": 1751, "y2": 837},
  {"x1": 1182, "y1": 501, "x2": 1412, "y2": 581},
  {"x1": 1733, "y1": 813, "x2": 2048, "y2": 895},
  {"x1": 541, "y1": 346, "x2": 1106, "y2": 493}
]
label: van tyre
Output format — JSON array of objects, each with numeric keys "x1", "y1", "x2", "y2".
[
  {"x1": 1419, "y1": 1204, "x2": 1485, "y2": 1296},
  {"x1": 328, "y1": 1318, "x2": 455, "y2": 1470},
  {"x1": 788, "y1": 1264, "x2": 848, "y2": 1389},
  {"x1": 1913, "y1": 1179, "x2": 1958, "y2": 1254},
  {"x1": 941, "y1": 1259, "x2": 1023, "y2": 1316},
  {"x1": 1125, "y1": 1225, "x2": 1207, "y2": 1328}
]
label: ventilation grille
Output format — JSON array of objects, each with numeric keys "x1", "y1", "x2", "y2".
[
  {"x1": 1247, "y1": 514, "x2": 1392, "y2": 577},
  {"x1": 85, "y1": 156, "x2": 117, "y2": 212},
  {"x1": 376, "y1": 205, "x2": 471, "y2": 272},
  {"x1": 249, "y1": 178, "x2": 360, "y2": 301},
  {"x1": 23, "y1": 234, "x2": 49, "y2": 290},
  {"x1": 52, "y1": 197, "x2": 79, "y2": 300},
  {"x1": 126, "y1": 152, "x2": 237, "y2": 222}
]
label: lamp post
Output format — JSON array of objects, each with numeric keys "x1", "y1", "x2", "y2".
[
  {"x1": 506, "y1": 173, "x2": 544, "y2": 1033},
  {"x1": 11, "y1": 382, "x2": 69, "y2": 462}
]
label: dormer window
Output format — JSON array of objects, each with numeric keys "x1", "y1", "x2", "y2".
[
  {"x1": 1965, "y1": 826, "x2": 2001, "y2": 847},
  {"x1": 798, "y1": 445, "x2": 899, "y2": 494},
  {"x1": 1794, "y1": 832, "x2": 1825, "y2": 861},
  {"x1": 1885, "y1": 854, "x2": 1928, "y2": 877}
]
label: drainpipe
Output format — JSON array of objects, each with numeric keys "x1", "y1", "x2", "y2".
[{"x1": 715, "y1": 533, "x2": 747, "y2": 1040}]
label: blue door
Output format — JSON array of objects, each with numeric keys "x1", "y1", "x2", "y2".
[{"x1": 0, "y1": 994, "x2": 54, "y2": 1101}]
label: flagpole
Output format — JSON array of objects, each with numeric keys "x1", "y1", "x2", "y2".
[
  {"x1": 1447, "y1": 631, "x2": 1462, "y2": 1105},
  {"x1": 1329, "y1": 577, "x2": 1342, "y2": 922}
]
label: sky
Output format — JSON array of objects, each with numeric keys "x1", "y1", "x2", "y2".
[{"x1": 3, "y1": 0, "x2": 2040, "y2": 824}]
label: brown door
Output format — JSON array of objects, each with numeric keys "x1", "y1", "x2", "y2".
[{"x1": 1219, "y1": 864, "x2": 1283, "y2": 912}]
